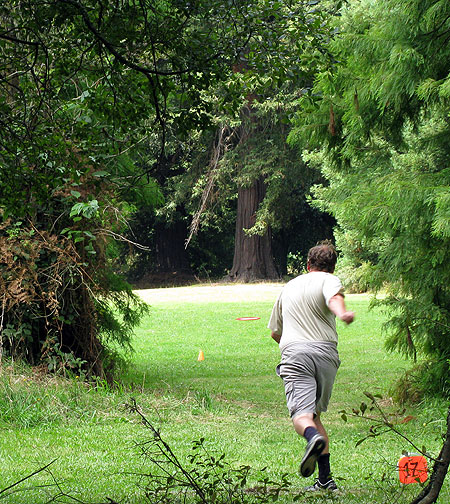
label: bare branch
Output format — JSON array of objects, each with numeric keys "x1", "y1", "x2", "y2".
[
  {"x1": 186, "y1": 125, "x2": 235, "y2": 247},
  {"x1": 0, "y1": 459, "x2": 57, "y2": 497},
  {"x1": 0, "y1": 32, "x2": 40, "y2": 47}
]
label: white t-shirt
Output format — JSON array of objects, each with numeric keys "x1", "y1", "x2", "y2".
[{"x1": 268, "y1": 271, "x2": 344, "y2": 350}]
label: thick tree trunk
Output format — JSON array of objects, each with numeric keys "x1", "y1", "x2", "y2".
[
  {"x1": 154, "y1": 220, "x2": 191, "y2": 273},
  {"x1": 410, "y1": 404, "x2": 450, "y2": 504},
  {"x1": 228, "y1": 178, "x2": 279, "y2": 282},
  {"x1": 227, "y1": 53, "x2": 279, "y2": 282}
]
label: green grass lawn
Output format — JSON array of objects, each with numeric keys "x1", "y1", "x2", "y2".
[{"x1": 1, "y1": 284, "x2": 448, "y2": 503}]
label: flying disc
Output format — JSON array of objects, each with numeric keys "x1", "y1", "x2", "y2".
[{"x1": 236, "y1": 317, "x2": 260, "y2": 321}]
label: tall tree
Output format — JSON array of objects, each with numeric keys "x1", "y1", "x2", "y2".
[
  {"x1": 224, "y1": 1, "x2": 341, "y2": 281},
  {"x1": 229, "y1": 177, "x2": 279, "y2": 281},
  {"x1": 290, "y1": 1, "x2": 450, "y2": 499},
  {"x1": 161, "y1": 94, "x2": 336, "y2": 282}
]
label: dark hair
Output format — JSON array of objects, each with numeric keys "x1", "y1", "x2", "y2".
[{"x1": 307, "y1": 241, "x2": 337, "y2": 273}]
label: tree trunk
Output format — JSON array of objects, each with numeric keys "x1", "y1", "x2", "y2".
[
  {"x1": 155, "y1": 220, "x2": 191, "y2": 273},
  {"x1": 272, "y1": 228, "x2": 289, "y2": 276},
  {"x1": 410, "y1": 403, "x2": 450, "y2": 504},
  {"x1": 228, "y1": 178, "x2": 279, "y2": 282}
]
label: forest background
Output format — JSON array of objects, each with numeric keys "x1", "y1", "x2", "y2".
[{"x1": 0, "y1": 0, "x2": 449, "y2": 501}]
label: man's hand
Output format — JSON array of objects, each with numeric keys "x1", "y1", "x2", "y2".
[
  {"x1": 328, "y1": 294, "x2": 355, "y2": 325},
  {"x1": 339, "y1": 311, "x2": 355, "y2": 324}
]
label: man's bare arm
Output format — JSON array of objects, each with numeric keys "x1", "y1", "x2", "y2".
[{"x1": 328, "y1": 294, "x2": 355, "y2": 324}]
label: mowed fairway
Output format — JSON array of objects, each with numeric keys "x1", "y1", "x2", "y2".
[{"x1": 1, "y1": 283, "x2": 449, "y2": 503}]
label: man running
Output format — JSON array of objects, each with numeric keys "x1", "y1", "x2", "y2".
[{"x1": 268, "y1": 242, "x2": 354, "y2": 491}]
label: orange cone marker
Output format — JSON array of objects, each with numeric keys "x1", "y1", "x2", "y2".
[{"x1": 197, "y1": 349, "x2": 205, "y2": 361}]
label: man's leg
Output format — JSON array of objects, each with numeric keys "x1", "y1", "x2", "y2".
[
  {"x1": 313, "y1": 414, "x2": 329, "y2": 454},
  {"x1": 293, "y1": 412, "x2": 336, "y2": 488},
  {"x1": 293, "y1": 413, "x2": 329, "y2": 454},
  {"x1": 313, "y1": 415, "x2": 333, "y2": 484},
  {"x1": 293, "y1": 413, "x2": 327, "y2": 478}
]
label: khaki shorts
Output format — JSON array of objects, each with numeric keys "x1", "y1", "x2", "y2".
[{"x1": 276, "y1": 341, "x2": 340, "y2": 418}]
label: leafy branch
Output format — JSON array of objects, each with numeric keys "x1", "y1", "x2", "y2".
[
  {"x1": 341, "y1": 393, "x2": 450, "y2": 504},
  {"x1": 340, "y1": 391, "x2": 436, "y2": 461}
]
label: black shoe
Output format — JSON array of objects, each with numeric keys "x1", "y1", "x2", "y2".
[
  {"x1": 304, "y1": 478, "x2": 338, "y2": 492},
  {"x1": 299, "y1": 434, "x2": 326, "y2": 478}
]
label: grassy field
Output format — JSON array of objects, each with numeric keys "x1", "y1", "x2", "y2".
[{"x1": 0, "y1": 283, "x2": 448, "y2": 503}]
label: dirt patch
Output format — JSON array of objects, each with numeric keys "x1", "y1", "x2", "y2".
[{"x1": 135, "y1": 282, "x2": 284, "y2": 305}]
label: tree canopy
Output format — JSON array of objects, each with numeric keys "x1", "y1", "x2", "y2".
[
  {"x1": 0, "y1": 0, "x2": 341, "y2": 374},
  {"x1": 3, "y1": 0, "x2": 449, "y2": 398},
  {"x1": 290, "y1": 0, "x2": 450, "y2": 397}
]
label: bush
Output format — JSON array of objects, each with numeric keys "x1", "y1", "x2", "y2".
[
  {"x1": 391, "y1": 359, "x2": 450, "y2": 405},
  {"x1": 0, "y1": 216, "x2": 148, "y2": 380},
  {"x1": 128, "y1": 400, "x2": 293, "y2": 504}
]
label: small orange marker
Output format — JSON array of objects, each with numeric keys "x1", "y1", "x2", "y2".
[
  {"x1": 398, "y1": 454, "x2": 428, "y2": 484},
  {"x1": 197, "y1": 349, "x2": 205, "y2": 361}
]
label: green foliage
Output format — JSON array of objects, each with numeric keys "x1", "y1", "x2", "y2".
[
  {"x1": 391, "y1": 359, "x2": 450, "y2": 404},
  {"x1": 289, "y1": 0, "x2": 450, "y2": 396},
  {"x1": 111, "y1": 0, "x2": 344, "y2": 280},
  {"x1": 0, "y1": 0, "x2": 345, "y2": 364},
  {"x1": 0, "y1": 208, "x2": 148, "y2": 377},
  {"x1": 158, "y1": 88, "x2": 336, "y2": 278},
  {"x1": 1, "y1": 0, "x2": 279, "y2": 373},
  {"x1": 339, "y1": 391, "x2": 450, "y2": 504}
]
